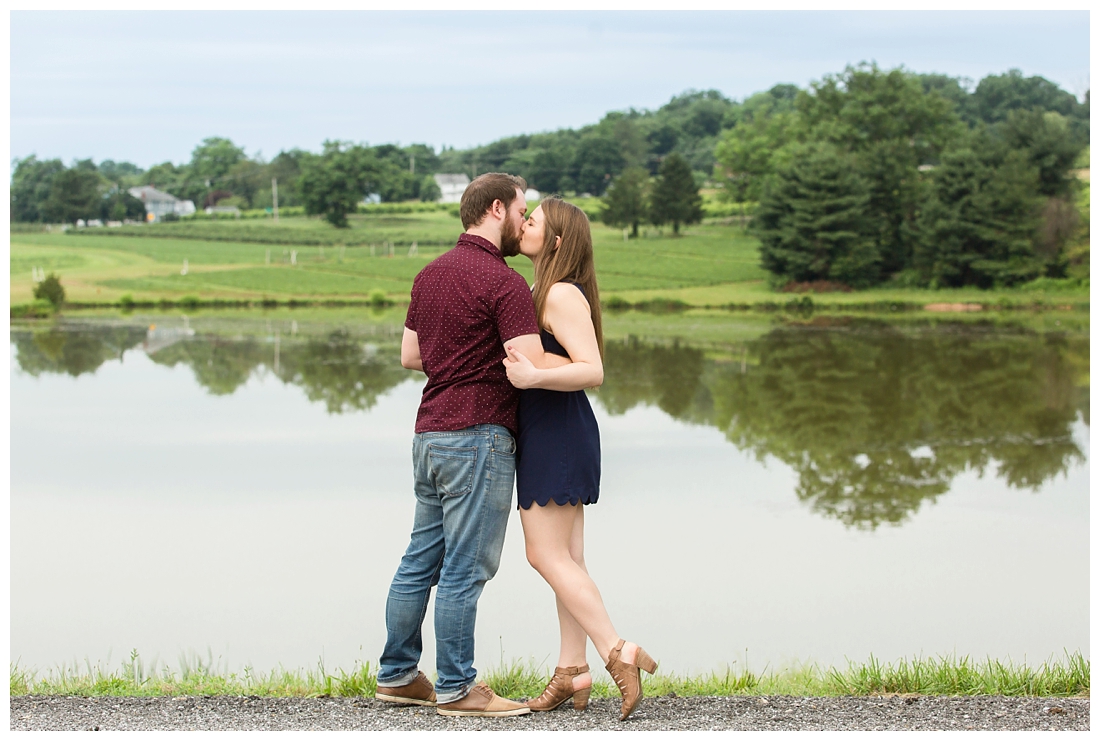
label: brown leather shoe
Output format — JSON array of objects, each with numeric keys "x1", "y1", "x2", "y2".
[
  {"x1": 526, "y1": 664, "x2": 591, "y2": 711},
  {"x1": 375, "y1": 671, "x2": 437, "y2": 706},
  {"x1": 436, "y1": 682, "x2": 531, "y2": 717},
  {"x1": 605, "y1": 639, "x2": 658, "y2": 721}
]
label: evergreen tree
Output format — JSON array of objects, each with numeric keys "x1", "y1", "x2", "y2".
[
  {"x1": 1000, "y1": 109, "x2": 1085, "y2": 197},
  {"x1": 601, "y1": 167, "x2": 649, "y2": 237},
  {"x1": 915, "y1": 133, "x2": 1044, "y2": 288},
  {"x1": 796, "y1": 64, "x2": 962, "y2": 278},
  {"x1": 754, "y1": 144, "x2": 879, "y2": 287},
  {"x1": 648, "y1": 153, "x2": 703, "y2": 235}
]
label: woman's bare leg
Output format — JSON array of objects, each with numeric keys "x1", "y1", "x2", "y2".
[
  {"x1": 521, "y1": 501, "x2": 638, "y2": 667},
  {"x1": 553, "y1": 505, "x2": 590, "y2": 688}
]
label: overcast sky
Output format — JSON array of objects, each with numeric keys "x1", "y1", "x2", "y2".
[{"x1": 10, "y1": 10, "x2": 1091, "y2": 170}]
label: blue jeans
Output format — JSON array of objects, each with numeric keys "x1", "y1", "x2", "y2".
[{"x1": 377, "y1": 424, "x2": 516, "y2": 704}]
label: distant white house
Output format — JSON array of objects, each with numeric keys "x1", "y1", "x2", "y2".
[
  {"x1": 524, "y1": 188, "x2": 541, "y2": 202},
  {"x1": 434, "y1": 173, "x2": 470, "y2": 204},
  {"x1": 128, "y1": 185, "x2": 196, "y2": 222}
]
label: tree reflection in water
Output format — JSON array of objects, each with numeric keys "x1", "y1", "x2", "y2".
[
  {"x1": 12, "y1": 325, "x2": 147, "y2": 377},
  {"x1": 278, "y1": 330, "x2": 412, "y2": 414},
  {"x1": 599, "y1": 321, "x2": 1089, "y2": 529},
  {"x1": 10, "y1": 318, "x2": 1088, "y2": 529},
  {"x1": 10, "y1": 322, "x2": 414, "y2": 413}
]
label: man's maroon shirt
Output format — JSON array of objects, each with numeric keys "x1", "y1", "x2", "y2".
[{"x1": 405, "y1": 233, "x2": 540, "y2": 435}]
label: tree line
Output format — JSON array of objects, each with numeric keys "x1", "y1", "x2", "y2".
[
  {"x1": 10, "y1": 137, "x2": 444, "y2": 226},
  {"x1": 10, "y1": 157, "x2": 148, "y2": 224},
  {"x1": 11, "y1": 64, "x2": 1088, "y2": 287},
  {"x1": 718, "y1": 65, "x2": 1090, "y2": 288}
]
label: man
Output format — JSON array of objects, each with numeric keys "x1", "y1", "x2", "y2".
[{"x1": 375, "y1": 173, "x2": 552, "y2": 717}]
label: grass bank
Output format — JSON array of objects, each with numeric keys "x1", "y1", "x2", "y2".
[
  {"x1": 10, "y1": 215, "x2": 1087, "y2": 312},
  {"x1": 10, "y1": 652, "x2": 1088, "y2": 699}
]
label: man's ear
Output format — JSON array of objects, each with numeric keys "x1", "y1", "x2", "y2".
[{"x1": 491, "y1": 199, "x2": 506, "y2": 219}]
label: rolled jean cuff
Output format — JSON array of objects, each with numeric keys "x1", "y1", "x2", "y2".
[
  {"x1": 435, "y1": 682, "x2": 472, "y2": 705},
  {"x1": 376, "y1": 667, "x2": 421, "y2": 688}
]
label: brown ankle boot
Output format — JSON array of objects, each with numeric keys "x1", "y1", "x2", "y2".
[
  {"x1": 605, "y1": 639, "x2": 657, "y2": 720},
  {"x1": 526, "y1": 664, "x2": 591, "y2": 711}
]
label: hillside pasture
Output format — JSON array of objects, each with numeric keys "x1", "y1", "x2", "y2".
[
  {"x1": 9, "y1": 211, "x2": 1087, "y2": 309},
  {"x1": 10, "y1": 213, "x2": 768, "y2": 303}
]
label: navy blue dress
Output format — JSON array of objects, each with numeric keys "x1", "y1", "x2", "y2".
[{"x1": 515, "y1": 285, "x2": 601, "y2": 510}]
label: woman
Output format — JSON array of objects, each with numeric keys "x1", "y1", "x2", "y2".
[{"x1": 501, "y1": 197, "x2": 656, "y2": 721}]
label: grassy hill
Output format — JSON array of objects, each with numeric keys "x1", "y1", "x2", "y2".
[{"x1": 9, "y1": 209, "x2": 1089, "y2": 312}]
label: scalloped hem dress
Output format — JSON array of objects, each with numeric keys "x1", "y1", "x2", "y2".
[{"x1": 514, "y1": 286, "x2": 601, "y2": 510}]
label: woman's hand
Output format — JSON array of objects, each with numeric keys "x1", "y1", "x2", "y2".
[{"x1": 502, "y1": 344, "x2": 541, "y2": 389}]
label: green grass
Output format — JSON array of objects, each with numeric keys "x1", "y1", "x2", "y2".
[
  {"x1": 10, "y1": 652, "x2": 1088, "y2": 699},
  {"x1": 10, "y1": 212, "x2": 1090, "y2": 310},
  {"x1": 591, "y1": 225, "x2": 767, "y2": 291},
  {"x1": 68, "y1": 209, "x2": 466, "y2": 247},
  {"x1": 100, "y1": 265, "x2": 417, "y2": 297}
]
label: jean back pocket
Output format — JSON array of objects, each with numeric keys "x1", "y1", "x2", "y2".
[{"x1": 427, "y1": 444, "x2": 478, "y2": 498}]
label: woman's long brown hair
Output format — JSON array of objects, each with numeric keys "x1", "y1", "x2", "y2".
[{"x1": 531, "y1": 197, "x2": 604, "y2": 359}]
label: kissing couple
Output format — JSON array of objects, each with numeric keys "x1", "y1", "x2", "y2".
[{"x1": 374, "y1": 173, "x2": 656, "y2": 720}]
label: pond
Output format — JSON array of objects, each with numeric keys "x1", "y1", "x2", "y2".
[{"x1": 9, "y1": 310, "x2": 1090, "y2": 679}]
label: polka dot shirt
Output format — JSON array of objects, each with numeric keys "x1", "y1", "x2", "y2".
[{"x1": 405, "y1": 233, "x2": 540, "y2": 435}]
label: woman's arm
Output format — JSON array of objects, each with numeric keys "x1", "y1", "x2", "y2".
[{"x1": 503, "y1": 283, "x2": 602, "y2": 391}]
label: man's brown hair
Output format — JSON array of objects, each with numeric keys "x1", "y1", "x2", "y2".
[{"x1": 459, "y1": 173, "x2": 527, "y2": 230}]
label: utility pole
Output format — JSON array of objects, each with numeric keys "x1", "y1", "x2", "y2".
[
  {"x1": 272, "y1": 178, "x2": 279, "y2": 223},
  {"x1": 409, "y1": 154, "x2": 415, "y2": 175}
]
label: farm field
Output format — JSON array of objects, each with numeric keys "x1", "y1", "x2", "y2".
[
  {"x1": 9, "y1": 211, "x2": 1088, "y2": 309},
  {"x1": 9, "y1": 212, "x2": 767, "y2": 304}
]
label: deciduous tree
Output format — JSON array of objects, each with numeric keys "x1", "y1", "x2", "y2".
[
  {"x1": 10, "y1": 156, "x2": 64, "y2": 222},
  {"x1": 298, "y1": 141, "x2": 383, "y2": 227},
  {"x1": 33, "y1": 273, "x2": 65, "y2": 309},
  {"x1": 42, "y1": 167, "x2": 103, "y2": 223},
  {"x1": 601, "y1": 167, "x2": 649, "y2": 237}
]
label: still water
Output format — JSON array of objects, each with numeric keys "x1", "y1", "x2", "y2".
[{"x1": 9, "y1": 311, "x2": 1089, "y2": 678}]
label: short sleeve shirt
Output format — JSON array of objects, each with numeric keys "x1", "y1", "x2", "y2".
[{"x1": 405, "y1": 233, "x2": 540, "y2": 435}]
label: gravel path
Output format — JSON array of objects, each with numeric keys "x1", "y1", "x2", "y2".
[{"x1": 10, "y1": 695, "x2": 1089, "y2": 731}]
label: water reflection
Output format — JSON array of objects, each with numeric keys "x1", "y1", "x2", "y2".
[
  {"x1": 11, "y1": 317, "x2": 1088, "y2": 530},
  {"x1": 599, "y1": 322, "x2": 1088, "y2": 529},
  {"x1": 12, "y1": 323, "x2": 415, "y2": 413},
  {"x1": 279, "y1": 331, "x2": 412, "y2": 414},
  {"x1": 12, "y1": 325, "x2": 147, "y2": 378}
]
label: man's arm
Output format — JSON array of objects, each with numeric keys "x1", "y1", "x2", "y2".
[
  {"x1": 503, "y1": 333, "x2": 570, "y2": 370},
  {"x1": 503, "y1": 284, "x2": 602, "y2": 391},
  {"x1": 401, "y1": 327, "x2": 424, "y2": 372}
]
